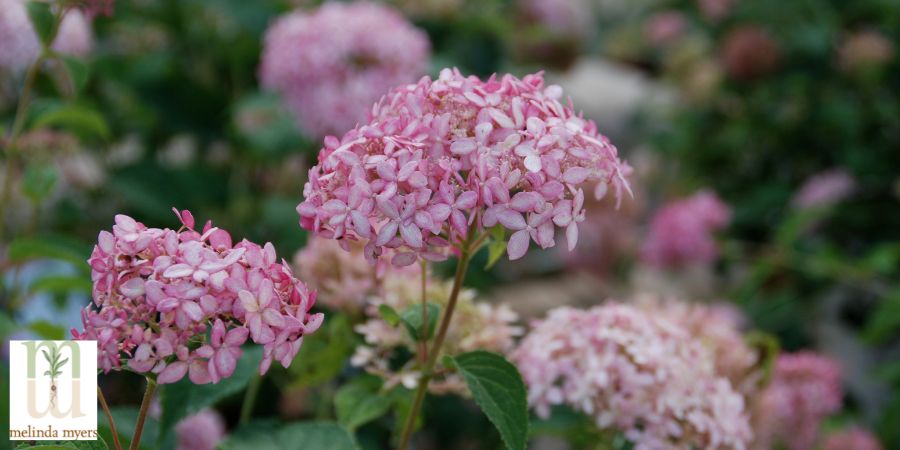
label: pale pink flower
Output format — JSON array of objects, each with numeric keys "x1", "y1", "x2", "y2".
[
  {"x1": 640, "y1": 190, "x2": 731, "y2": 268},
  {"x1": 82, "y1": 0, "x2": 115, "y2": 18},
  {"x1": 73, "y1": 209, "x2": 323, "y2": 384},
  {"x1": 822, "y1": 427, "x2": 882, "y2": 450},
  {"x1": 52, "y1": 9, "x2": 94, "y2": 57},
  {"x1": 792, "y1": 169, "x2": 856, "y2": 210},
  {"x1": 352, "y1": 267, "x2": 522, "y2": 394},
  {"x1": 513, "y1": 303, "x2": 752, "y2": 450},
  {"x1": 0, "y1": 0, "x2": 94, "y2": 73},
  {"x1": 293, "y1": 238, "x2": 376, "y2": 313},
  {"x1": 175, "y1": 408, "x2": 226, "y2": 450},
  {"x1": 755, "y1": 352, "x2": 843, "y2": 450},
  {"x1": 521, "y1": 0, "x2": 594, "y2": 38},
  {"x1": 259, "y1": 2, "x2": 430, "y2": 139},
  {"x1": 644, "y1": 11, "x2": 687, "y2": 47},
  {"x1": 697, "y1": 0, "x2": 736, "y2": 22},
  {"x1": 298, "y1": 68, "x2": 631, "y2": 267}
]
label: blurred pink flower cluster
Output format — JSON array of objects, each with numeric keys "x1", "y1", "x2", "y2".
[
  {"x1": 521, "y1": 0, "x2": 594, "y2": 38},
  {"x1": 754, "y1": 352, "x2": 843, "y2": 450},
  {"x1": 822, "y1": 427, "x2": 882, "y2": 450},
  {"x1": 259, "y1": 1, "x2": 429, "y2": 139},
  {"x1": 352, "y1": 267, "x2": 522, "y2": 394},
  {"x1": 175, "y1": 408, "x2": 226, "y2": 450},
  {"x1": 640, "y1": 190, "x2": 731, "y2": 268},
  {"x1": 83, "y1": 0, "x2": 115, "y2": 18},
  {"x1": 293, "y1": 238, "x2": 378, "y2": 314},
  {"x1": 791, "y1": 169, "x2": 855, "y2": 211},
  {"x1": 0, "y1": 0, "x2": 94, "y2": 73},
  {"x1": 298, "y1": 68, "x2": 631, "y2": 266},
  {"x1": 513, "y1": 303, "x2": 752, "y2": 450},
  {"x1": 73, "y1": 209, "x2": 323, "y2": 384}
]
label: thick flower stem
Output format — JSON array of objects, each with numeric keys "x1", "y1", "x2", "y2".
[
  {"x1": 130, "y1": 377, "x2": 157, "y2": 450},
  {"x1": 98, "y1": 387, "x2": 124, "y2": 450},
  {"x1": 396, "y1": 248, "x2": 472, "y2": 450}
]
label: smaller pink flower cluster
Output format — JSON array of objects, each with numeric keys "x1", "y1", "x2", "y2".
[
  {"x1": 755, "y1": 352, "x2": 843, "y2": 450},
  {"x1": 521, "y1": 0, "x2": 594, "y2": 38},
  {"x1": 791, "y1": 169, "x2": 855, "y2": 211},
  {"x1": 513, "y1": 303, "x2": 752, "y2": 450},
  {"x1": 0, "y1": 0, "x2": 94, "y2": 73},
  {"x1": 822, "y1": 427, "x2": 882, "y2": 450},
  {"x1": 73, "y1": 210, "x2": 323, "y2": 384},
  {"x1": 298, "y1": 68, "x2": 631, "y2": 267},
  {"x1": 175, "y1": 408, "x2": 226, "y2": 450},
  {"x1": 640, "y1": 190, "x2": 731, "y2": 268},
  {"x1": 259, "y1": 1, "x2": 430, "y2": 139}
]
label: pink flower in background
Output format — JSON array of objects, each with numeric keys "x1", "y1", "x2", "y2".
[
  {"x1": 644, "y1": 11, "x2": 687, "y2": 47},
  {"x1": 0, "y1": 0, "x2": 94, "y2": 73},
  {"x1": 792, "y1": 169, "x2": 856, "y2": 210},
  {"x1": 521, "y1": 0, "x2": 594, "y2": 38},
  {"x1": 697, "y1": 0, "x2": 736, "y2": 22},
  {"x1": 259, "y1": 2, "x2": 430, "y2": 139},
  {"x1": 721, "y1": 26, "x2": 781, "y2": 81},
  {"x1": 175, "y1": 408, "x2": 226, "y2": 450},
  {"x1": 298, "y1": 68, "x2": 631, "y2": 267},
  {"x1": 512, "y1": 303, "x2": 752, "y2": 450},
  {"x1": 640, "y1": 190, "x2": 731, "y2": 268},
  {"x1": 756, "y1": 352, "x2": 843, "y2": 450},
  {"x1": 83, "y1": 0, "x2": 116, "y2": 18},
  {"x1": 73, "y1": 209, "x2": 323, "y2": 384},
  {"x1": 822, "y1": 427, "x2": 882, "y2": 450},
  {"x1": 293, "y1": 238, "x2": 377, "y2": 314}
]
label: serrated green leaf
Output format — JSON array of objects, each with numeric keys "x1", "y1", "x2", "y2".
[
  {"x1": 335, "y1": 376, "x2": 392, "y2": 431},
  {"x1": 26, "y1": 1, "x2": 55, "y2": 47},
  {"x1": 31, "y1": 104, "x2": 110, "y2": 141},
  {"x1": 452, "y1": 351, "x2": 529, "y2": 450},
  {"x1": 378, "y1": 304, "x2": 401, "y2": 327},
  {"x1": 218, "y1": 421, "x2": 359, "y2": 450},
  {"x1": 22, "y1": 163, "x2": 58, "y2": 204},
  {"x1": 400, "y1": 303, "x2": 440, "y2": 341},
  {"x1": 158, "y1": 346, "x2": 262, "y2": 446}
]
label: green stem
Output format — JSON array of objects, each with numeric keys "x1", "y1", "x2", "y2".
[
  {"x1": 130, "y1": 377, "x2": 157, "y2": 450},
  {"x1": 418, "y1": 260, "x2": 428, "y2": 364},
  {"x1": 239, "y1": 372, "x2": 262, "y2": 424},
  {"x1": 396, "y1": 248, "x2": 472, "y2": 450},
  {"x1": 98, "y1": 386, "x2": 124, "y2": 450}
]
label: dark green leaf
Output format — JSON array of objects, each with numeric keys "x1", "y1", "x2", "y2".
[
  {"x1": 335, "y1": 376, "x2": 392, "y2": 431},
  {"x1": 400, "y1": 303, "x2": 440, "y2": 341},
  {"x1": 26, "y1": 1, "x2": 54, "y2": 47},
  {"x1": 865, "y1": 288, "x2": 900, "y2": 343},
  {"x1": 59, "y1": 55, "x2": 90, "y2": 97},
  {"x1": 452, "y1": 351, "x2": 529, "y2": 450},
  {"x1": 7, "y1": 235, "x2": 90, "y2": 267},
  {"x1": 29, "y1": 320, "x2": 66, "y2": 340},
  {"x1": 377, "y1": 304, "x2": 401, "y2": 327},
  {"x1": 31, "y1": 104, "x2": 110, "y2": 141},
  {"x1": 158, "y1": 346, "x2": 262, "y2": 445},
  {"x1": 288, "y1": 313, "x2": 356, "y2": 387},
  {"x1": 22, "y1": 163, "x2": 58, "y2": 204},
  {"x1": 97, "y1": 406, "x2": 159, "y2": 450},
  {"x1": 218, "y1": 421, "x2": 359, "y2": 450},
  {"x1": 29, "y1": 275, "x2": 92, "y2": 296}
]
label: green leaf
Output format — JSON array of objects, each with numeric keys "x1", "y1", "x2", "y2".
[
  {"x1": 97, "y1": 406, "x2": 159, "y2": 450},
  {"x1": 22, "y1": 163, "x2": 58, "y2": 204},
  {"x1": 335, "y1": 376, "x2": 392, "y2": 431},
  {"x1": 26, "y1": 1, "x2": 55, "y2": 47},
  {"x1": 13, "y1": 435, "x2": 107, "y2": 449},
  {"x1": 158, "y1": 346, "x2": 262, "y2": 445},
  {"x1": 378, "y1": 304, "x2": 401, "y2": 327},
  {"x1": 31, "y1": 104, "x2": 110, "y2": 141},
  {"x1": 288, "y1": 313, "x2": 356, "y2": 387},
  {"x1": 865, "y1": 288, "x2": 900, "y2": 343},
  {"x1": 218, "y1": 421, "x2": 359, "y2": 450},
  {"x1": 400, "y1": 303, "x2": 441, "y2": 341},
  {"x1": 451, "y1": 351, "x2": 529, "y2": 450},
  {"x1": 42, "y1": 349, "x2": 51, "y2": 364},
  {"x1": 7, "y1": 235, "x2": 90, "y2": 267},
  {"x1": 58, "y1": 55, "x2": 90, "y2": 97},
  {"x1": 485, "y1": 226, "x2": 507, "y2": 270},
  {"x1": 29, "y1": 320, "x2": 66, "y2": 340},
  {"x1": 29, "y1": 274, "x2": 92, "y2": 296},
  {"x1": 57, "y1": 357, "x2": 69, "y2": 369}
]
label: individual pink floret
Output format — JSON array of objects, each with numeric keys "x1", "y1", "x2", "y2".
[
  {"x1": 298, "y1": 68, "x2": 631, "y2": 267},
  {"x1": 73, "y1": 209, "x2": 323, "y2": 384}
]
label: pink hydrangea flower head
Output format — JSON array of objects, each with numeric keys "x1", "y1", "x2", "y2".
[
  {"x1": 0, "y1": 0, "x2": 94, "y2": 73},
  {"x1": 298, "y1": 68, "x2": 631, "y2": 267},
  {"x1": 73, "y1": 209, "x2": 323, "y2": 384},
  {"x1": 513, "y1": 303, "x2": 752, "y2": 450},
  {"x1": 352, "y1": 267, "x2": 522, "y2": 394},
  {"x1": 756, "y1": 352, "x2": 843, "y2": 450},
  {"x1": 822, "y1": 427, "x2": 882, "y2": 450},
  {"x1": 640, "y1": 190, "x2": 731, "y2": 268},
  {"x1": 792, "y1": 169, "x2": 855, "y2": 210},
  {"x1": 175, "y1": 408, "x2": 226, "y2": 450},
  {"x1": 521, "y1": 0, "x2": 594, "y2": 38},
  {"x1": 259, "y1": 1, "x2": 430, "y2": 139}
]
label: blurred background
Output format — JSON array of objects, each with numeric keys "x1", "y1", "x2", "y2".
[{"x1": 1, "y1": 0, "x2": 899, "y2": 449}]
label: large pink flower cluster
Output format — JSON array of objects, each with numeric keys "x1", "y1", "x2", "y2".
[
  {"x1": 512, "y1": 303, "x2": 752, "y2": 450},
  {"x1": 640, "y1": 190, "x2": 731, "y2": 268},
  {"x1": 298, "y1": 68, "x2": 631, "y2": 266},
  {"x1": 822, "y1": 427, "x2": 882, "y2": 450},
  {"x1": 791, "y1": 169, "x2": 855, "y2": 211},
  {"x1": 0, "y1": 0, "x2": 94, "y2": 73},
  {"x1": 72, "y1": 210, "x2": 323, "y2": 384},
  {"x1": 756, "y1": 352, "x2": 843, "y2": 450},
  {"x1": 259, "y1": 2, "x2": 430, "y2": 139}
]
